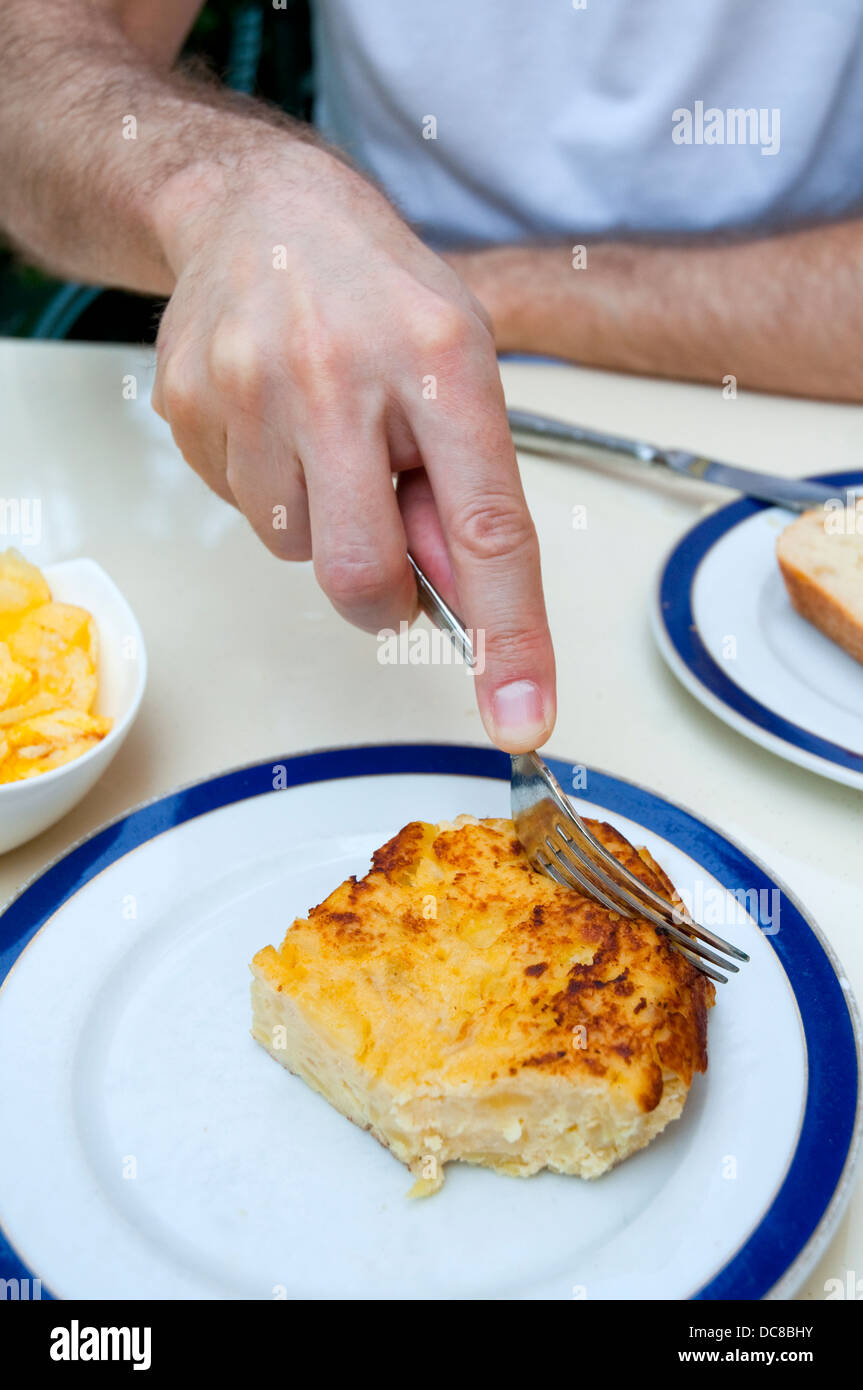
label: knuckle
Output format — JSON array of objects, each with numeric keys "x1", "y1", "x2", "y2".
[
  {"x1": 485, "y1": 623, "x2": 547, "y2": 669},
  {"x1": 291, "y1": 327, "x2": 347, "y2": 402},
  {"x1": 412, "y1": 300, "x2": 475, "y2": 361},
  {"x1": 465, "y1": 289, "x2": 494, "y2": 338},
  {"x1": 157, "y1": 357, "x2": 198, "y2": 433},
  {"x1": 315, "y1": 550, "x2": 399, "y2": 609},
  {"x1": 209, "y1": 324, "x2": 270, "y2": 407},
  {"x1": 223, "y1": 456, "x2": 243, "y2": 499},
  {"x1": 452, "y1": 493, "x2": 536, "y2": 563}
]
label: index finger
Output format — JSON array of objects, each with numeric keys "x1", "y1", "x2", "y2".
[{"x1": 403, "y1": 321, "x2": 556, "y2": 752}]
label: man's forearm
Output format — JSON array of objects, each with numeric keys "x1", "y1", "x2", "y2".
[
  {"x1": 450, "y1": 224, "x2": 863, "y2": 402},
  {"x1": 0, "y1": 1, "x2": 318, "y2": 294}
]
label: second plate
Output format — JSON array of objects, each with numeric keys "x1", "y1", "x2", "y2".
[{"x1": 652, "y1": 470, "x2": 863, "y2": 788}]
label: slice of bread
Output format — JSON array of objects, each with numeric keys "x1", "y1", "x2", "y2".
[{"x1": 777, "y1": 501, "x2": 863, "y2": 666}]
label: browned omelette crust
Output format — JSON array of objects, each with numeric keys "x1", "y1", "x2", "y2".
[{"x1": 254, "y1": 817, "x2": 713, "y2": 1114}]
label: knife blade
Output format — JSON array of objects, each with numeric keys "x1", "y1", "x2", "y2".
[{"x1": 507, "y1": 408, "x2": 853, "y2": 513}]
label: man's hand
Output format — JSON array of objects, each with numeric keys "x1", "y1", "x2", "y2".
[
  {"x1": 0, "y1": 1, "x2": 556, "y2": 753},
  {"x1": 151, "y1": 146, "x2": 556, "y2": 750}
]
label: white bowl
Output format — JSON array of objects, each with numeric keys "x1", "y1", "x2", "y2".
[{"x1": 0, "y1": 558, "x2": 147, "y2": 854}]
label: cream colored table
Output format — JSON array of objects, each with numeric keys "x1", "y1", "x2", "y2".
[{"x1": 1, "y1": 338, "x2": 860, "y2": 1300}]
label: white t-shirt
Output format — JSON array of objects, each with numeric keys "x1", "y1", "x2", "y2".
[{"x1": 312, "y1": 0, "x2": 863, "y2": 247}]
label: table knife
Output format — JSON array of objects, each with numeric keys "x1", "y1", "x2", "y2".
[{"x1": 507, "y1": 407, "x2": 852, "y2": 512}]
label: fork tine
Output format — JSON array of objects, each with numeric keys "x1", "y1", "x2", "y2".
[
  {"x1": 669, "y1": 943, "x2": 729, "y2": 985},
  {"x1": 537, "y1": 844, "x2": 625, "y2": 914},
  {"x1": 536, "y1": 853, "x2": 579, "y2": 893},
  {"x1": 540, "y1": 845, "x2": 621, "y2": 910},
  {"x1": 553, "y1": 818, "x2": 749, "y2": 963},
  {"x1": 526, "y1": 755, "x2": 750, "y2": 964},
  {"x1": 550, "y1": 817, "x2": 748, "y2": 963},
  {"x1": 550, "y1": 832, "x2": 740, "y2": 973},
  {"x1": 667, "y1": 945, "x2": 728, "y2": 989},
  {"x1": 547, "y1": 834, "x2": 739, "y2": 978}
]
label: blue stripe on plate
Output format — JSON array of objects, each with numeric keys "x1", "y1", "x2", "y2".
[
  {"x1": 0, "y1": 744, "x2": 858, "y2": 1301},
  {"x1": 659, "y1": 470, "x2": 863, "y2": 775}
]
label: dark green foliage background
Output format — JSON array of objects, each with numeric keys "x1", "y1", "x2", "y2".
[{"x1": 0, "y1": 1, "x2": 313, "y2": 340}]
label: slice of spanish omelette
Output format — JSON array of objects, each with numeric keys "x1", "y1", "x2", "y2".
[{"x1": 250, "y1": 815, "x2": 714, "y2": 1194}]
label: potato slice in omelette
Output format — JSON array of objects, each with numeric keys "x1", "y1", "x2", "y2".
[{"x1": 250, "y1": 815, "x2": 714, "y2": 1194}]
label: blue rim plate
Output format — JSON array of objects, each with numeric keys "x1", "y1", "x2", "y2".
[
  {"x1": 0, "y1": 743, "x2": 859, "y2": 1300},
  {"x1": 652, "y1": 470, "x2": 863, "y2": 789}
]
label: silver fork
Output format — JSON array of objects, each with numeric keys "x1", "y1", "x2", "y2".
[{"x1": 409, "y1": 554, "x2": 749, "y2": 983}]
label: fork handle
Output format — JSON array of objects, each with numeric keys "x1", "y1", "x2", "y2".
[{"x1": 407, "y1": 554, "x2": 476, "y2": 668}]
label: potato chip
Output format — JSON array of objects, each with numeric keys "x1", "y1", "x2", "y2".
[
  {"x1": 7, "y1": 625, "x2": 66, "y2": 674},
  {"x1": 6, "y1": 708, "x2": 110, "y2": 749},
  {"x1": 24, "y1": 601, "x2": 91, "y2": 645},
  {"x1": 0, "y1": 641, "x2": 33, "y2": 710},
  {"x1": 0, "y1": 691, "x2": 58, "y2": 727},
  {"x1": 0, "y1": 550, "x2": 52, "y2": 641},
  {"x1": 35, "y1": 645, "x2": 96, "y2": 713},
  {"x1": 0, "y1": 550, "x2": 112, "y2": 783},
  {"x1": 23, "y1": 736, "x2": 101, "y2": 774}
]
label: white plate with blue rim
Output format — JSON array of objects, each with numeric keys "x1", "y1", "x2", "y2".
[
  {"x1": 0, "y1": 744, "x2": 859, "y2": 1300},
  {"x1": 652, "y1": 470, "x2": 863, "y2": 789}
]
